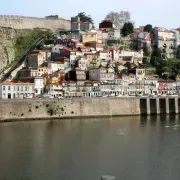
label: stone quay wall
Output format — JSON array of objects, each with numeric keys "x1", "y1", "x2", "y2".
[
  {"x1": 0, "y1": 97, "x2": 179, "y2": 122},
  {"x1": 0, "y1": 98, "x2": 140, "y2": 121},
  {"x1": 0, "y1": 15, "x2": 71, "y2": 31}
]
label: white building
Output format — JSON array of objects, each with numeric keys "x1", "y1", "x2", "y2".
[
  {"x1": 174, "y1": 28, "x2": 180, "y2": 48},
  {"x1": 100, "y1": 50, "x2": 113, "y2": 60},
  {"x1": 34, "y1": 77, "x2": 45, "y2": 95},
  {"x1": 0, "y1": 80, "x2": 34, "y2": 99},
  {"x1": 144, "y1": 74, "x2": 158, "y2": 95},
  {"x1": 78, "y1": 57, "x2": 88, "y2": 70},
  {"x1": 70, "y1": 52, "x2": 79, "y2": 67},
  {"x1": 46, "y1": 83, "x2": 63, "y2": 98},
  {"x1": 48, "y1": 61, "x2": 65, "y2": 72},
  {"x1": 52, "y1": 44, "x2": 62, "y2": 54},
  {"x1": 113, "y1": 50, "x2": 120, "y2": 60},
  {"x1": 89, "y1": 67, "x2": 115, "y2": 82}
]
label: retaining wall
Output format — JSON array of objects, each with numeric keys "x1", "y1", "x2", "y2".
[
  {"x1": 0, "y1": 98, "x2": 141, "y2": 121},
  {"x1": 1, "y1": 97, "x2": 179, "y2": 122},
  {"x1": 0, "y1": 15, "x2": 70, "y2": 31}
]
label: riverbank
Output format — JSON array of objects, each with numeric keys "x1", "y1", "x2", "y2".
[{"x1": 0, "y1": 97, "x2": 179, "y2": 122}]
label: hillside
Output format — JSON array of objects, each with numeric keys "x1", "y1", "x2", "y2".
[{"x1": 0, "y1": 27, "x2": 30, "y2": 71}]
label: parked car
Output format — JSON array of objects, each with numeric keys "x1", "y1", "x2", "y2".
[
  {"x1": 24, "y1": 95, "x2": 33, "y2": 99},
  {"x1": 108, "y1": 94, "x2": 115, "y2": 97},
  {"x1": 58, "y1": 96, "x2": 64, "y2": 99}
]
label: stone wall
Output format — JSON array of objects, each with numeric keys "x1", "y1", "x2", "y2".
[
  {"x1": 0, "y1": 98, "x2": 141, "y2": 121},
  {"x1": 0, "y1": 15, "x2": 71, "y2": 31}
]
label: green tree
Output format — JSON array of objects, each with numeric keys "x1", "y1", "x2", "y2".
[
  {"x1": 144, "y1": 24, "x2": 153, "y2": 32},
  {"x1": 151, "y1": 47, "x2": 162, "y2": 58},
  {"x1": 77, "y1": 12, "x2": 94, "y2": 24},
  {"x1": 121, "y1": 22, "x2": 134, "y2": 37},
  {"x1": 166, "y1": 58, "x2": 179, "y2": 74},
  {"x1": 162, "y1": 66, "x2": 171, "y2": 74},
  {"x1": 14, "y1": 28, "x2": 52, "y2": 60},
  {"x1": 142, "y1": 57, "x2": 150, "y2": 65}
]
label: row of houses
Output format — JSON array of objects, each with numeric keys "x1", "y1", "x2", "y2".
[{"x1": 1, "y1": 64, "x2": 180, "y2": 99}]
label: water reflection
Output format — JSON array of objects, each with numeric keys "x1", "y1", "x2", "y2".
[{"x1": 0, "y1": 116, "x2": 180, "y2": 180}]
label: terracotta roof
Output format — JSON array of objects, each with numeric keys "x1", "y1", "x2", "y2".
[
  {"x1": 145, "y1": 73, "x2": 158, "y2": 77},
  {"x1": 28, "y1": 53, "x2": 39, "y2": 56},
  {"x1": 158, "y1": 78, "x2": 176, "y2": 82},
  {"x1": 1, "y1": 80, "x2": 33, "y2": 85},
  {"x1": 115, "y1": 74, "x2": 122, "y2": 79},
  {"x1": 85, "y1": 52, "x2": 99, "y2": 55}
]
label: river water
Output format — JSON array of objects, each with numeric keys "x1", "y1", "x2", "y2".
[{"x1": 0, "y1": 115, "x2": 180, "y2": 180}]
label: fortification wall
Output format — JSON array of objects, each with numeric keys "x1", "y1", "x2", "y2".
[
  {"x1": 0, "y1": 98, "x2": 141, "y2": 121},
  {"x1": 0, "y1": 15, "x2": 71, "y2": 31}
]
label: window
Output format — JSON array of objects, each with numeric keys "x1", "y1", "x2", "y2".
[
  {"x1": 8, "y1": 86, "x2": 11, "y2": 91},
  {"x1": 14, "y1": 86, "x2": 16, "y2": 91},
  {"x1": 25, "y1": 86, "x2": 28, "y2": 91},
  {"x1": 3, "y1": 86, "x2": 5, "y2": 91},
  {"x1": 21, "y1": 86, "x2": 23, "y2": 91},
  {"x1": 17, "y1": 86, "x2": 19, "y2": 91}
]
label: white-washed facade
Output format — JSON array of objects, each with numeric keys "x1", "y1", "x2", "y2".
[
  {"x1": 144, "y1": 74, "x2": 158, "y2": 94},
  {"x1": 0, "y1": 80, "x2": 34, "y2": 99}
]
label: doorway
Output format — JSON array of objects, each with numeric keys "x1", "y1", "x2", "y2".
[{"x1": 8, "y1": 93, "x2": 11, "y2": 99}]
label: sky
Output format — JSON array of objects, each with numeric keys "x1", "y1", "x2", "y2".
[{"x1": 0, "y1": 0, "x2": 179, "y2": 29}]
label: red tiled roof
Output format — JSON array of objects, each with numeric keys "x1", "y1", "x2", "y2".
[
  {"x1": 158, "y1": 78, "x2": 176, "y2": 82},
  {"x1": 1, "y1": 80, "x2": 33, "y2": 85},
  {"x1": 145, "y1": 73, "x2": 158, "y2": 77}
]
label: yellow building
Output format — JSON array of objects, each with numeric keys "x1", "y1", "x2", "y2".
[
  {"x1": 82, "y1": 32, "x2": 97, "y2": 43},
  {"x1": 51, "y1": 76, "x2": 59, "y2": 84}
]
